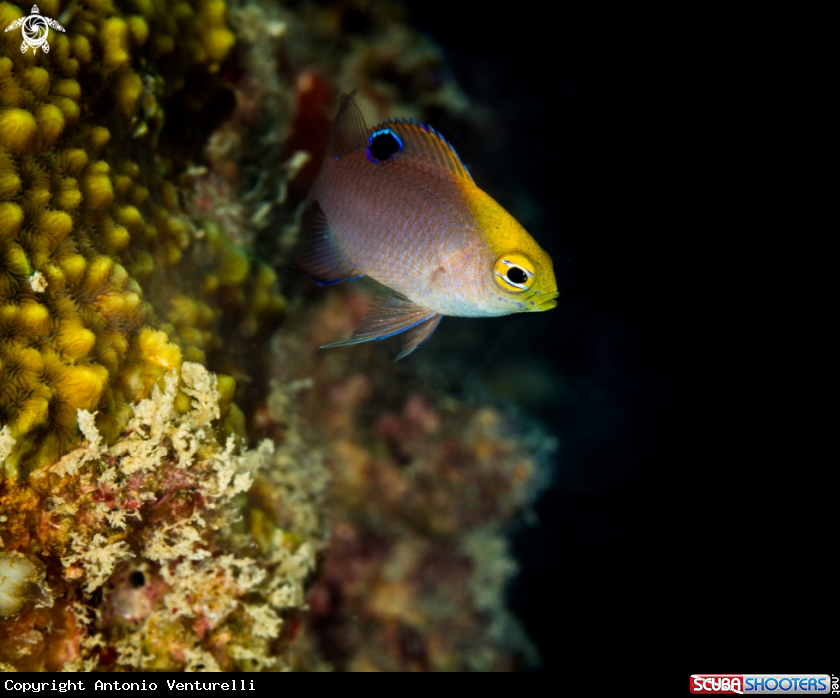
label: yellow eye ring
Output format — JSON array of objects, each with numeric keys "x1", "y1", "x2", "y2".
[{"x1": 493, "y1": 252, "x2": 536, "y2": 293}]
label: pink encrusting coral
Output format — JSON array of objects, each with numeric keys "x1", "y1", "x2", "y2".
[{"x1": 266, "y1": 286, "x2": 554, "y2": 670}]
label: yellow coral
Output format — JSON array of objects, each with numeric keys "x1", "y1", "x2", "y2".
[
  {"x1": 0, "y1": 202, "x2": 24, "y2": 240},
  {"x1": 0, "y1": 108, "x2": 38, "y2": 154},
  {"x1": 137, "y1": 328, "x2": 183, "y2": 371},
  {"x1": 115, "y1": 70, "x2": 143, "y2": 117},
  {"x1": 0, "y1": 0, "x2": 259, "y2": 480},
  {"x1": 100, "y1": 18, "x2": 131, "y2": 73},
  {"x1": 20, "y1": 67, "x2": 50, "y2": 98}
]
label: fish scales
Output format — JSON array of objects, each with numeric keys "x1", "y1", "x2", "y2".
[
  {"x1": 322, "y1": 162, "x2": 468, "y2": 298},
  {"x1": 295, "y1": 95, "x2": 558, "y2": 358}
]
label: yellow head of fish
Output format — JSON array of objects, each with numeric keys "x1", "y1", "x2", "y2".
[
  {"x1": 459, "y1": 186, "x2": 558, "y2": 314},
  {"x1": 296, "y1": 95, "x2": 558, "y2": 358}
]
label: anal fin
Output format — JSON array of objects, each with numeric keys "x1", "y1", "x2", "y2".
[
  {"x1": 295, "y1": 200, "x2": 356, "y2": 285},
  {"x1": 396, "y1": 314, "x2": 441, "y2": 361},
  {"x1": 321, "y1": 295, "x2": 440, "y2": 357}
]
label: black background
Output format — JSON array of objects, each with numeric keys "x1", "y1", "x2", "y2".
[
  {"x1": 396, "y1": 3, "x2": 832, "y2": 673},
  {"x1": 399, "y1": 1, "x2": 701, "y2": 670},
  {"x1": 280, "y1": 0, "x2": 828, "y2": 673}
]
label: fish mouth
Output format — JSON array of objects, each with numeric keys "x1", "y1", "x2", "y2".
[{"x1": 530, "y1": 292, "x2": 559, "y2": 311}]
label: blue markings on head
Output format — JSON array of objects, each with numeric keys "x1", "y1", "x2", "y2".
[{"x1": 367, "y1": 128, "x2": 403, "y2": 163}]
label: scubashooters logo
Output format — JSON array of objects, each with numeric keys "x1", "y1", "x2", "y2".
[
  {"x1": 690, "y1": 675, "x2": 832, "y2": 694},
  {"x1": 4, "y1": 5, "x2": 65, "y2": 55}
]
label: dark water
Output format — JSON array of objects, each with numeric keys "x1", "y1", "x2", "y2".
[
  {"x1": 401, "y1": 1, "x2": 687, "y2": 669},
  {"x1": 394, "y1": 2, "x2": 834, "y2": 675}
]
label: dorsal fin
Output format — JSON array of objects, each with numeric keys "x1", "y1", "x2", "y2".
[
  {"x1": 327, "y1": 93, "x2": 369, "y2": 159},
  {"x1": 326, "y1": 95, "x2": 473, "y2": 182},
  {"x1": 374, "y1": 118, "x2": 474, "y2": 183}
]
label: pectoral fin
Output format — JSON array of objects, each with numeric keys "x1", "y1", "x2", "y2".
[
  {"x1": 295, "y1": 200, "x2": 357, "y2": 285},
  {"x1": 322, "y1": 295, "x2": 441, "y2": 359}
]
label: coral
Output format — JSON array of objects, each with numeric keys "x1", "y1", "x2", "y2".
[
  {"x1": 0, "y1": 551, "x2": 53, "y2": 618},
  {"x1": 0, "y1": 0, "x2": 284, "y2": 478},
  {"x1": 263, "y1": 287, "x2": 554, "y2": 671},
  {"x1": 0, "y1": 362, "x2": 329, "y2": 671},
  {"x1": 1, "y1": 0, "x2": 541, "y2": 672}
]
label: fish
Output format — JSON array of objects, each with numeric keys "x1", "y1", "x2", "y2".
[{"x1": 296, "y1": 94, "x2": 558, "y2": 359}]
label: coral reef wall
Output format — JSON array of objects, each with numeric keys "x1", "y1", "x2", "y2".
[
  {"x1": 266, "y1": 288, "x2": 553, "y2": 670},
  {"x1": 1, "y1": 362, "x2": 329, "y2": 671},
  {"x1": 1, "y1": 0, "x2": 552, "y2": 671},
  {"x1": 0, "y1": 0, "x2": 285, "y2": 478}
]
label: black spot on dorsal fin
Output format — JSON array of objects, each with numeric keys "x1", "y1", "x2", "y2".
[
  {"x1": 367, "y1": 128, "x2": 403, "y2": 162},
  {"x1": 325, "y1": 95, "x2": 473, "y2": 183},
  {"x1": 369, "y1": 118, "x2": 474, "y2": 183}
]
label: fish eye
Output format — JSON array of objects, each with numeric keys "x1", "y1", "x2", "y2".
[
  {"x1": 493, "y1": 252, "x2": 536, "y2": 293},
  {"x1": 368, "y1": 128, "x2": 403, "y2": 162}
]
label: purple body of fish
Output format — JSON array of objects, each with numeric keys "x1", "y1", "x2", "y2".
[{"x1": 296, "y1": 95, "x2": 558, "y2": 359}]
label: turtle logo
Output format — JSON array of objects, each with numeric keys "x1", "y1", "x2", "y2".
[{"x1": 4, "y1": 5, "x2": 65, "y2": 55}]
